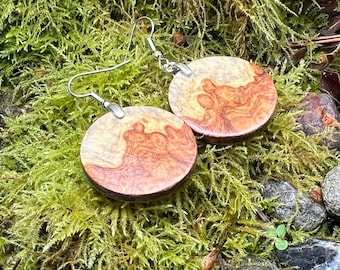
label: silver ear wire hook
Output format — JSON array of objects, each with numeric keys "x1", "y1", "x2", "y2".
[
  {"x1": 127, "y1": 16, "x2": 192, "y2": 76},
  {"x1": 127, "y1": 16, "x2": 156, "y2": 53},
  {"x1": 67, "y1": 59, "x2": 131, "y2": 119}
]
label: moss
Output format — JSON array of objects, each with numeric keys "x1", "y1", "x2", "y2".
[{"x1": 1, "y1": 0, "x2": 339, "y2": 269}]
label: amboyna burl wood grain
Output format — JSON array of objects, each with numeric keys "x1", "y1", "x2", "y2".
[
  {"x1": 169, "y1": 56, "x2": 277, "y2": 140},
  {"x1": 80, "y1": 106, "x2": 197, "y2": 200}
]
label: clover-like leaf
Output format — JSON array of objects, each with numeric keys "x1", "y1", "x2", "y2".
[
  {"x1": 276, "y1": 224, "x2": 286, "y2": 239},
  {"x1": 266, "y1": 227, "x2": 277, "y2": 238},
  {"x1": 275, "y1": 238, "x2": 289, "y2": 250}
]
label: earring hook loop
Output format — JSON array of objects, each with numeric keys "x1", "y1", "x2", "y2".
[
  {"x1": 126, "y1": 16, "x2": 192, "y2": 76},
  {"x1": 67, "y1": 59, "x2": 131, "y2": 119},
  {"x1": 127, "y1": 16, "x2": 156, "y2": 53}
]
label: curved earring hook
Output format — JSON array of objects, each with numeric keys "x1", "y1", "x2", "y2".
[
  {"x1": 67, "y1": 59, "x2": 131, "y2": 119},
  {"x1": 127, "y1": 16, "x2": 156, "y2": 53},
  {"x1": 126, "y1": 16, "x2": 192, "y2": 76}
]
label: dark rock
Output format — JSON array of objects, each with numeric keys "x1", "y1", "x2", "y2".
[
  {"x1": 322, "y1": 165, "x2": 340, "y2": 218},
  {"x1": 298, "y1": 93, "x2": 340, "y2": 150},
  {"x1": 277, "y1": 238, "x2": 340, "y2": 270},
  {"x1": 236, "y1": 256, "x2": 279, "y2": 270},
  {"x1": 262, "y1": 179, "x2": 327, "y2": 231}
]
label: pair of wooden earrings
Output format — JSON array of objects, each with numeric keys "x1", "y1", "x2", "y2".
[{"x1": 68, "y1": 17, "x2": 278, "y2": 202}]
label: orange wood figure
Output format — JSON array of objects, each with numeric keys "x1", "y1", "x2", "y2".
[
  {"x1": 80, "y1": 106, "x2": 197, "y2": 202},
  {"x1": 169, "y1": 56, "x2": 278, "y2": 143}
]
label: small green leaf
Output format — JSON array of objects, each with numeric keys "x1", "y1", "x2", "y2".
[
  {"x1": 266, "y1": 227, "x2": 277, "y2": 238},
  {"x1": 275, "y1": 239, "x2": 288, "y2": 250},
  {"x1": 276, "y1": 224, "x2": 286, "y2": 239}
]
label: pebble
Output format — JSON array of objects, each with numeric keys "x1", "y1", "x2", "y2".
[
  {"x1": 262, "y1": 179, "x2": 327, "y2": 231},
  {"x1": 298, "y1": 93, "x2": 340, "y2": 150},
  {"x1": 322, "y1": 165, "x2": 340, "y2": 218},
  {"x1": 276, "y1": 238, "x2": 340, "y2": 270}
]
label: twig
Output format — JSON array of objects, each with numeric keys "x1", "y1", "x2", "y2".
[
  {"x1": 218, "y1": 253, "x2": 226, "y2": 270},
  {"x1": 256, "y1": 207, "x2": 271, "y2": 223}
]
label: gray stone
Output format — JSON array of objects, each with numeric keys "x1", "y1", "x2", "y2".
[
  {"x1": 294, "y1": 193, "x2": 328, "y2": 231},
  {"x1": 322, "y1": 165, "x2": 340, "y2": 218},
  {"x1": 277, "y1": 238, "x2": 340, "y2": 270},
  {"x1": 236, "y1": 256, "x2": 279, "y2": 270},
  {"x1": 262, "y1": 180, "x2": 296, "y2": 219},
  {"x1": 262, "y1": 179, "x2": 327, "y2": 231}
]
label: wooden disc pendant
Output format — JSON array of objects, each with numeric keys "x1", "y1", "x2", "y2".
[
  {"x1": 80, "y1": 106, "x2": 197, "y2": 202},
  {"x1": 169, "y1": 56, "x2": 278, "y2": 143}
]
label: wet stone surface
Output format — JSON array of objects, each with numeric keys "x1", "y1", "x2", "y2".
[
  {"x1": 298, "y1": 93, "x2": 340, "y2": 150},
  {"x1": 262, "y1": 179, "x2": 327, "y2": 231},
  {"x1": 276, "y1": 238, "x2": 340, "y2": 270},
  {"x1": 322, "y1": 165, "x2": 340, "y2": 219}
]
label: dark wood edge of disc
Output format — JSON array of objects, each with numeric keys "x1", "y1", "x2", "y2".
[{"x1": 82, "y1": 162, "x2": 197, "y2": 203}]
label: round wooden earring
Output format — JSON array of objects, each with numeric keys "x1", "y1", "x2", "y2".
[
  {"x1": 168, "y1": 56, "x2": 278, "y2": 144},
  {"x1": 67, "y1": 59, "x2": 197, "y2": 202},
  {"x1": 80, "y1": 106, "x2": 197, "y2": 202}
]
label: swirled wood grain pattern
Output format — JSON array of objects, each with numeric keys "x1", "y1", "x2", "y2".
[
  {"x1": 80, "y1": 106, "x2": 197, "y2": 202},
  {"x1": 169, "y1": 56, "x2": 277, "y2": 142}
]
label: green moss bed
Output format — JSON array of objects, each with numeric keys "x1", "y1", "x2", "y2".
[{"x1": 1, "y1": 1, "x2": 340, "y2": 269}]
